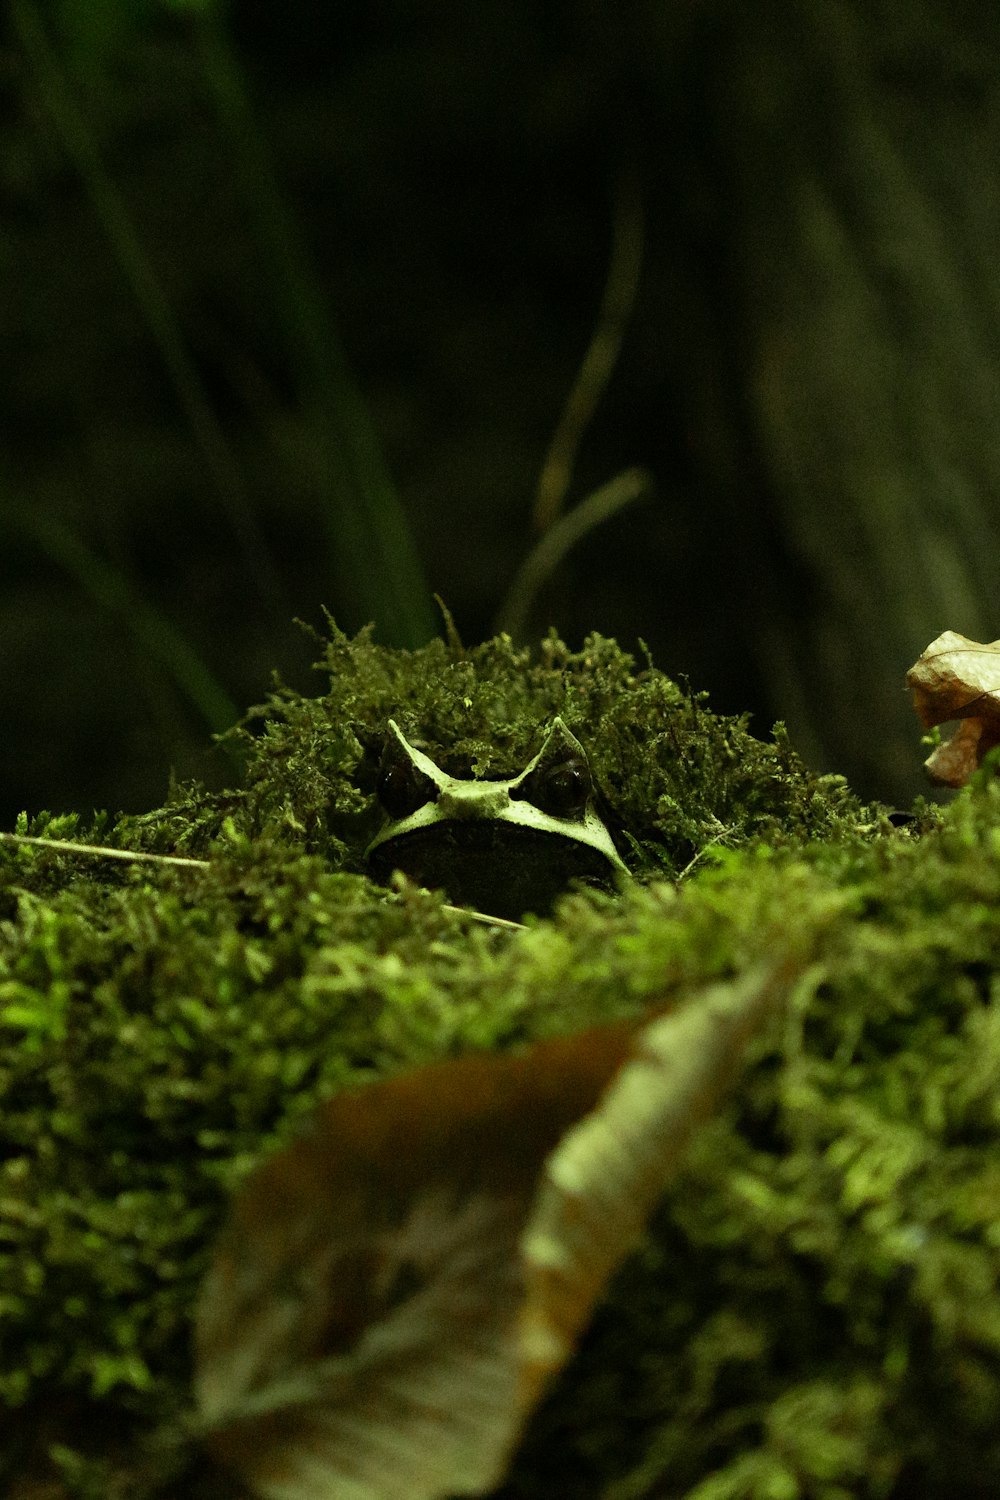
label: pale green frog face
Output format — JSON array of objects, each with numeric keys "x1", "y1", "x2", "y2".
[{"x1": 365, "y1": 717, "x2": 629, "y2": 921}]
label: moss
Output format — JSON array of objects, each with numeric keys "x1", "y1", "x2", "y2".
[
  {"x1": 97, "y1": 621, "x2": 874, "y2": 875},
  {"x1": 2, "y1": 624, "x2": 998, "y2": 1498},
  {"x1": 498, "y1": 784, "x2": 1000, "y2": 1500}
]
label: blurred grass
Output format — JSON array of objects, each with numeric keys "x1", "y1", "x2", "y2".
[
  {"x1": 13, "y1": 0, "x2": 288, "y2": 610},
  {"x1": 9, "y1": 0, "x2": 435, "y2": 767},
  {"x1": 190, "y1": 8, "x2": 436, "y2": 648},
  {"x1": 11, "y1": 0, "x2": 987, "y2": 815},
  {"x1": 11, "y1": 508, "x2": 242, "y2": 755}
]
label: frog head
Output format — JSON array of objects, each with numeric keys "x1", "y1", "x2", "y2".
[{"x1": 365, "y1": 717, "x2": 629, "y2": 921}]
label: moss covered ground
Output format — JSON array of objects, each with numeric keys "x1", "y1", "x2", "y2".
[{"x1": 3, "y1": 626, "x2": 998, "y2": 1499}]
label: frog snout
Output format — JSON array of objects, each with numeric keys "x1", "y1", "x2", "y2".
[{"x1": 435, "y1": 784, "x2": 510, "y2": 820}]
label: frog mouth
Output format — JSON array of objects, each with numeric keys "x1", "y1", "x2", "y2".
[{"x1": 366, "y1": 816, "x2": 624, "y2": 921}]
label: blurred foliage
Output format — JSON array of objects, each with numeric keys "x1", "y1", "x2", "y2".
[{"x1": 3, "y1": 0, "x2": 1000, "y2": 820}]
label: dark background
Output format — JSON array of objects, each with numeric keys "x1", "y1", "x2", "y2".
[{"x1": 4, "y1": 0, "x2": 999, "y2": 824}]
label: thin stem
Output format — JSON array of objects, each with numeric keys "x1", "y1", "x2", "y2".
[
  {"x1": 496, "y1": 467, "x2": 653, "y2": 640},
  {"x1": 0, "y1": 833, "x2": 209, "y2": 868},
  {"x1": 533, "y1": 173, "x2": 645, "y2": 533}
]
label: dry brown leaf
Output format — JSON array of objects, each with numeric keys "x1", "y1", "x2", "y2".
[
  {"x1": 194, "y1": 963, "x2": 794, "y2": 1500},
  {"x1": 906, "y1": 630, "x2": 1000, "y2": 786},
  {"x1": 194, "y1": 1024, "x2": 637, "y2": 1500},
  {"x1": 517, "y1": 962, "x2": 787, "y2": 1407}
]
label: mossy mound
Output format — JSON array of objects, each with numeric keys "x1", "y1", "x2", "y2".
[
  {"x1": 89, "y1": 622, "x2": 873, "y2": 875},
  {"x1": 6, "y1": 626, "x2": 997, "y2": 1500}
]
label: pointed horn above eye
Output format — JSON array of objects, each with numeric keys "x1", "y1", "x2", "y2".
[
  {"x1": 384, "y1": 720, "x2": 449, "y2": 786},
  {"x1": 540, "y1": 716, "x2": 585, "y2": 756}
]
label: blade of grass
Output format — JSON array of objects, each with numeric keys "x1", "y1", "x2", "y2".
[
  {"x1": 12, "y1": 0, "x2": 285, "y2": 616},
  {"x1": 533, "y1": 172, "x2": 645, "y2": 534},
  {"x1": 191, "y1": 9, "x2": 436, "y2": 648},
  {"x1": 16, "y1": 510, "x2": 242, "y2": 754},
  {"x1": 495, "y1": 467, "x2": 653, "y2": 641}
]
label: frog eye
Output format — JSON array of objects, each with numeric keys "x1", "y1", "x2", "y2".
[
  {"x1": 514, "y1": 753, "x2": 592, "y2": 819},
  {"x1": 376, "y1": 749, "x2": 438, "y2": 819}
]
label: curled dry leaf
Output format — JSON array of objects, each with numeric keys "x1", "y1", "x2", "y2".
[
  {"x1": 906, "y1": 630, "x2": 1000, "y2": 786},
  {"x1": 194, "y1": 962, "x2": 795, "y2": 1500}
]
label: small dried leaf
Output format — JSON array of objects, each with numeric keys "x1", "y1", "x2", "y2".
[
  {"x1": 906, "y1": 630, "x2": 1000, "y2": 786},
  {"x1": 194, "y1": 963, "x2": 795, "y2": 1499}
]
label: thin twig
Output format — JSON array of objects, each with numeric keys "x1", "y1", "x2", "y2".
[
  {"x1": 0, "y1": 833, "x2": 526, "y2": 927},
  {"x1": 0, "y1": 833, "x2": 210, "y2": 868},
  {"x1": 533, "y1": 172, "x2": 644, "y2": 533}
]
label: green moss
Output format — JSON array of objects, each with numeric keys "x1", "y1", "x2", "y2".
[
  {"x1": 96, "y1": 621, "x2": 872, "y2": 874},
  {"x1": 2, "y1": 624, "x2": 998, "y2": 1498},
  {"x1": 499, "y1": 784, "x2": 1000, "y2": 1500}
]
